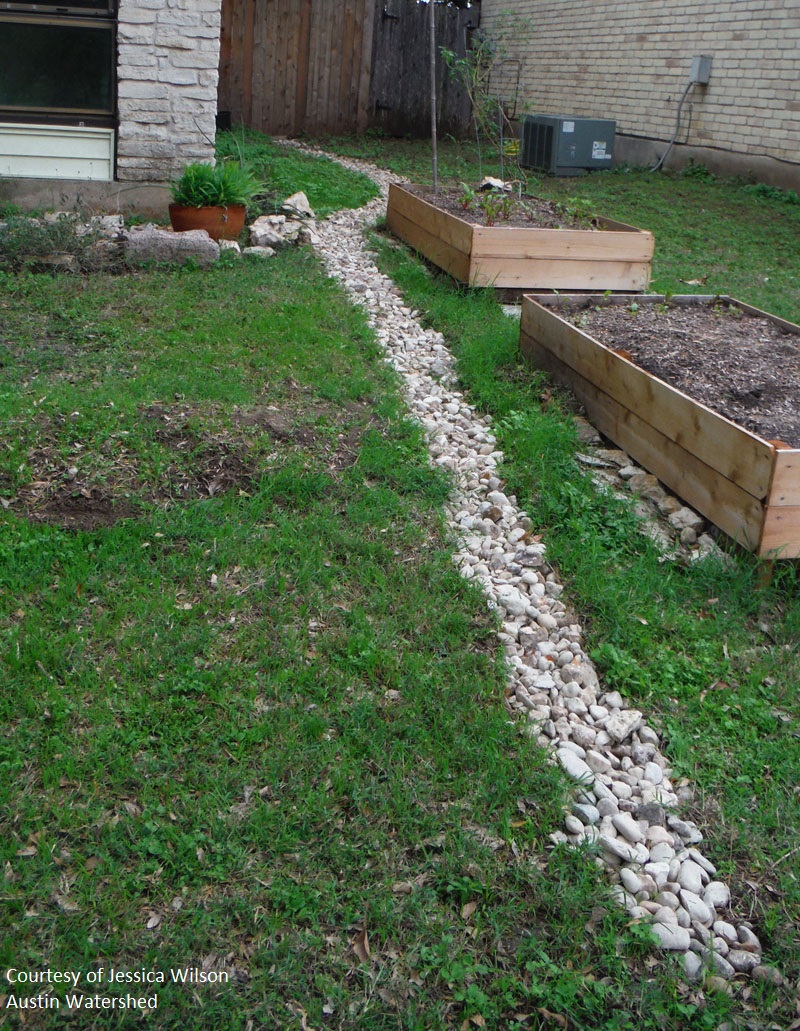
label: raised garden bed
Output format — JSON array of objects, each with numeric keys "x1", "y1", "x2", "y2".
[
  {"x1": 519, "y1": 294, "x2": 800, "y2": 559},
  {"x1": 386, "y1": 183, "x2": 654, "y2": 291}
]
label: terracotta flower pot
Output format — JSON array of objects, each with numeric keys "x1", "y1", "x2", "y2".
[{"x1": 168, "y1": 203, "x2": 247, "y2": 242}]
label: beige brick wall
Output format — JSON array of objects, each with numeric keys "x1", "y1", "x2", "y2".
[
  {"x1": 116, "y1": 0, "x2": 222, "y2": 182},
  {"x1": 480, "y1": 0, "x2": 800, "y2": 175}
]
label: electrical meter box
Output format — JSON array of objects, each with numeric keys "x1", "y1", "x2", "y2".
[{"x1": 520, "y1": 115, "x2": 616, "y2": 175}]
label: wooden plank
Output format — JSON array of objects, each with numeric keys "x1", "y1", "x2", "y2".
[
  {"x1": 241, "y1": 0, "x2": 255, "y2": 126},
  {"x1": 767, "y1": 448, "x2": 800, "y2": 507},
  {"x1": 337, "y1": 0, "x2": 357, "y2": 131},
  {"x1": 522, "y1": 335, "x2": 766, "y2": 551},
  {"x1": 303, "y1": 0, "x2": 321, "y2": 129},
  {"x1": 251, "y1": 0, "x2": 267, "y2": 129},
  {"x1": 386, "y1": 209, "x2": 472, "y2": 283},
  {"x1": 525, "y1": 293, "x2": 718, "y2": 309},
  {"x1": 304, "y1": 0, "x2": 320, "y2": 126},
  {"x1": 225, "y1": 0, "x2": 242, "y2": 120},
  {"x1": 320, "y1": 1, "x2": 339, "y2": 132},
  {"x1": 520, "y1": 298, "x2": 775, "y2": 500},
  {"x1": 220, "y1": 0, "x2": 243, "y2": 125},
  {"x1": 597, "y1": 216, "x2": 656, "y2": 239},
  {"x1": 263, "y1": 0, "x2": 283, "y2": 132},
  {"x1": 387, "y1": 185, "x2": 474, "y2": 254},
  {"x1": 249, "y1": 0, "x2": 269, "y2": 132},
  {"x1": 278, "y1": 0, "x2": 298, "y2": 134},
  {"x1": 345, "y1": 0, "x2": 370, "y2": 131},
  {"x1": 344, "y1": 0, "x2": 363, "y2": 130},
  {"x1": 217, "y1": 0, "x2": 234, "y2": 113},
  {"x1": 730, "y1": 298, "x2": 800, "y2": 335},
  {"x1": 294, "y1": 0, "x2": 313, "y2": 132},
  {"x1": 759, "y1": 505, "x2": 800, "y2": 558},
  {"x1": 355, "y1": 0, "x2": 376, "y2": 131},
  {"x1": 471, "y1": 257, "x2": 651, "y2": 291},
  {"x1": 321, "y1": 1, "x2": 338, "y2": 132},
  {"x1": 472, "y1": 225, "x2": 655, "y2": 262}
]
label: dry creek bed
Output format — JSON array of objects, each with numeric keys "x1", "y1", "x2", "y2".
[{"x1": 562, "y1": 300, "x2": 800, "y2": 446}]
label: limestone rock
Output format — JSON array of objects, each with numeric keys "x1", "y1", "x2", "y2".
[
  {"x1": 249, "y1": 218, "x2": 284, "y2": 248},
  {"x1": 124, "y1": 224, "x2": 219, "y2": 266},
  {"x1": 243, "y1": 246, "x2": 275, "y2": 258},
  {"x1": 650, "y1": 921, "x2": 691, "y2": 951},
  {"x1": 603, "y1": 709, "x2": 643, "y2": 743},
  {"x1": 667, "y1": 506, "x2": 705, "y2": 532},
  {"x1": 282, "y1": 190, "x2": 316, "y2": 218}
]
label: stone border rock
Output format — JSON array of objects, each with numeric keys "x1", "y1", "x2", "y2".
[{"x1": 293, "y1": 143, "x2": 782, "y2": 991}]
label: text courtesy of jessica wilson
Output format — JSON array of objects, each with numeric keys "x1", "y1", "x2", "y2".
[{"x1": 3, "y1": 965, "x2": 230, "y2": 1013}]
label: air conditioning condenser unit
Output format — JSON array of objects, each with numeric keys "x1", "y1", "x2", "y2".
[{"x1": 520, "y1": 115, "x2": 616, "y2": 175}]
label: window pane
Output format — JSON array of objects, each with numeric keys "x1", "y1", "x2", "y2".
[
  {"x1": 0, "y1": 20, "x2": 114, "y2": 114},
  {"x1": 0, "y1": 2, "x2": 114, "y2": 13}
]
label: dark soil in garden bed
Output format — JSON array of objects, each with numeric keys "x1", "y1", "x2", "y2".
[
  {"x1": 561, "y1": 299, "x2": 800, "y2": 446},
  {"x1": 406, "y1": 184, "x2": 600, "y2": 230}
]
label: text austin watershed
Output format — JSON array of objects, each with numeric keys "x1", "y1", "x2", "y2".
[{"x1": 4, "y1": 967, "x2": 229, "y2": 1011}]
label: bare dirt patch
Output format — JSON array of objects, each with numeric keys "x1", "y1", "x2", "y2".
[
  {"x1": 7, "y1": 396, "x2": 377, "y2": 530},
  {"x1": 562, "y1": 299, "x2": 800, "y2": 446},
  {"x1": 36, "y1": 494, "x2": 138, "y2": 530}
]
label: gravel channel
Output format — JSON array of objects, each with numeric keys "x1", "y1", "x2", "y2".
[{"x1": 295, "y1": 144, "x2": 781, "y2": 989}]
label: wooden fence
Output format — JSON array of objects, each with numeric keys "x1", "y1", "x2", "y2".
[
  {"x1": 218, "y1": 0, "x2": 478, "y2": 138},
  {"x1": 370, "y1": 0, "x2": 476, "y2": 137}
]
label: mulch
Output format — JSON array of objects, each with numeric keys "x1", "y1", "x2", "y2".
[
  {"x1": 559, "y1": 299, "x2": 800, "y2": 446},
  {"x1": 405, "y1": 184, "x2": 600, "y2": 230}
]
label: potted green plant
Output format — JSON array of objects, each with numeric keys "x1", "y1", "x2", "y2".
[{"x1": 168, "y1": 160, "x2": 264, "y2": 241}]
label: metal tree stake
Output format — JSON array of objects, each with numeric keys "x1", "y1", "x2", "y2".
[{"x1": 429, "y1": 0, "x2": 438, "y2": 192}]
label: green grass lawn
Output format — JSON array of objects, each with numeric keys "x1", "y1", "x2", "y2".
[
  {"x1": 217, "y1": 129, "x2": 380, "y2": 218},
  {"x1": 1, "y1": 251, "x2": 733, "y2": 1030},
  {"x1": 0, "y1": 135, "x2": 798, "y2": 1029}
]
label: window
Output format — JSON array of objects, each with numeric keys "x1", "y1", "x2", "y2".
[{"x1": 0, "y1": 2, "x2": 115, "y2": 126}]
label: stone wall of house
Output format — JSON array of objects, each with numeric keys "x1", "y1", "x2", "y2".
[
  {"x1": 116, "y1": 0, "x2": 222, "y2": 182},
  {"x1": 480, "y1": 0, "x2": 800, "y2": 186}
]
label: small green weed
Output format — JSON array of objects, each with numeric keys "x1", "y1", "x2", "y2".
[
  {"x1": 456, "y1": 181, "x2": 477, "y2": 211},
  {"x1": 680, "y1": 160, "x2": 716, "y2": 181},
  {"x1": 556, "y1": 194, "x2": 596, "y2": 226},
  {"x1": 0, "y1": 213, "x2": 103, "y2": 272},
  {"x1": 742, "y1": 181, "x2": 800, "y2": 205},
  {"x1": 479, "y1": 190, "x2": 504, "y2": 225}
]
